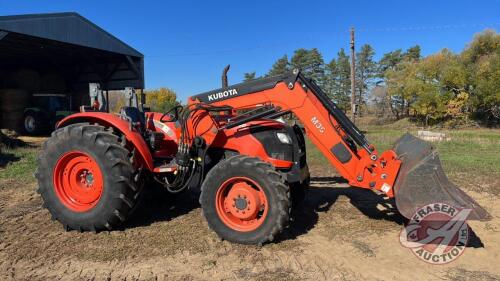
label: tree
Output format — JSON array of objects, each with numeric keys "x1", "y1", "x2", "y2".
[
  {"x1": 243, "y1": 72, "x2": 257, "y2": 82},
  {"x1": 290, "y1": 48, "x2": 310, "y2": 70},
  {"x1": 410, "y1": 52, "x2": 450, "y2": 125},
  {"x1": 267, "y1": 55, "x2": 290, "y2": 77},
  {"x1": 385, "y1": 48, "x2": 469, "y2": 125},
  {"x1": 291, "y1": 48, "x2": 326, "y2": 85},
  {"x1": 384, "y1": 62, "x2": 412, "y2": 119},
  {"x1": 378, "y1": 49, "x2": 404, "y2": 75},
  {"x1": 355, "y1": 44, "x2": 377, "y2": 112},
  {"x1": 378, "y1": 46, "x2": 422, "y2": 118},
  {"x1": 461, "y1": 29, "x2": 500, "y2": 122},
  {"x1": 324, "y1": 58, "x2": 337, "y2": 99},
  {"x1": 257, "y1": 29, "x2": 500, "y2": 124},
  {"x1": 404, "y1": 45, "x2": 421, "y2": 62},
  {"x1": 324, "y1": 49, "x2": 351, "y2": 110},
  {"x1": 145, "y1": 87, "x2": 178, "y2": 112}
]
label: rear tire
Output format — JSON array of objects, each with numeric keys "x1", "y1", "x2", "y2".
[
  {"x1": 200, "y1": 155, "x2": 290, "y2": 245},
  {"x1": 36, "y1": 123, "x2": 141, "y2": 231},
  {"x1": 23, "y1": 111, "x2": 45, "y2": 135}
]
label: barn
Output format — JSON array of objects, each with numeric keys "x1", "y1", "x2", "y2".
[{"x1": 0, "y1": 12, "x2": 144, "y2": 134}]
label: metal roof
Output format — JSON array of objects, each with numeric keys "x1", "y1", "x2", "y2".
[
  {"x1": 0, "y1": 12, "x2": 144, "y2": 90},
  {"x1": 0, "y1": 12, "x2": 143, "y2": 58}
]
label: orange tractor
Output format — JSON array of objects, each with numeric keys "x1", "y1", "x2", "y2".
[{"x1": 36, "y1": 69, "x2": 489, "y2": 244}]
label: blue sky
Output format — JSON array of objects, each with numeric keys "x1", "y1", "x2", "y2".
[{"x1": 1, "y1": 0, "x2": 499, "y2": 101}]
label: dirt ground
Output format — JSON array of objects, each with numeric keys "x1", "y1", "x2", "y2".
[{"x1": 0, "y1": 141, "x2": 499, "y2": 281}]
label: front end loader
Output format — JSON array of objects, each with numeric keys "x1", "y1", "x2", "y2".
[{"x1": 36, "y1": 69, "x2": 490, "y2": 245}]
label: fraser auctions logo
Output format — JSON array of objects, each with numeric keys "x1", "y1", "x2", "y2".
[
  {"x1": 207, "y1": 88, "x2": 238, "y2": 101},
  {"x1": 399, "y1": 203, "x2": 470, "y2": 264}
]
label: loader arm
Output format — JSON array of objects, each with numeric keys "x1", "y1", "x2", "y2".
[
  {"x1": 189, "y1": 70, "x2": 401, "y2": 197},
  {"x1": 188, "y1": 70, "x2": 490, "y2": 221}
]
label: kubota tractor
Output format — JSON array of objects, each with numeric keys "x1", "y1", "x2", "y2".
[{"x1": 36, "y1": 69, "x2": 490, "y2": 245}]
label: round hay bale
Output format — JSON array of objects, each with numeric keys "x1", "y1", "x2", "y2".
[
  {"x1": 0, "y1": 89, "x2": 30, "y2": 111},
  {"x1": 1, "y1": 110, "x2": 24, "y2": 132},
  {"x1": 0, "y1": 89, "x2": 30, "y2": 132}
]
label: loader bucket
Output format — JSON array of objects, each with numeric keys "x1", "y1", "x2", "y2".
[{"x1": 392, "y1": 133, "x2": 491, "y2": 221}]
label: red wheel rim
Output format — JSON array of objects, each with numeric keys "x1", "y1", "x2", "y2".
[
  {"x1": 53, "y1": 151, "x2": 104, "y2": 212},
  {"x1": 215, "y1": 177, "x2": 269, "y2": 232}
]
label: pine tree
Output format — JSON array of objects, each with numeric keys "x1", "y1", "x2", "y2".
[
  {"x1": 291, "y1": 48, "x2": 326, "y2": 85},
  {"x1": 404, "y1": 45, "x2": 421, "y2": 62},
  {"x1": 377, "y1": 49, "x2": 405, "y2": 118},
  {"x1": 325, "y1": 48, "x2": 351, "y2": 110},
  {"x1": 324, "y1": 58, "x2": 337, "y2": 99},
  {"x1": 378, "y1": 49, "x2": 404, "y2": 75},
  {"x1": 355, "y1": 44, "x2": 377, "y2": 112},
  {"x1": 290, "y1": 48, "x2": 309, "y2": 70},
  {"x1": 267, "y1": 55, "x2": 290, "y2": 77},
  {"x1": 243, "y1": 72, "x2": 257, "y2": 82}
]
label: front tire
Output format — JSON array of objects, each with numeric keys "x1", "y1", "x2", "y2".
[
  {"x1": 200, "y1": 155, "x2": 290, "y2": 245},
  {"x1": 36, "y1": 123, "x2": 141, "y2": 231}
]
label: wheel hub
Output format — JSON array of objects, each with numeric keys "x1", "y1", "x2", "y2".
[
  {"x1": 79, "y1": 170, "x2": 94, "y2": 187},
  {"x1": 25, "y1": 116, "x2": 35, "y2": 131},
  {"x1": 215, "y1": 177, "x2": 268, "y2": 232},
  {"x1": 234, "y1": 198, "x2": 247, "y2": 210},
  {"x1": 53, "y1": 151, "x2": 104, "y2": 212}
]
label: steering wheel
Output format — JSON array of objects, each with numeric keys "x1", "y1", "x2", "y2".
[{"x1": 160, "y1": 105, "x2": 183, "y2": 122}]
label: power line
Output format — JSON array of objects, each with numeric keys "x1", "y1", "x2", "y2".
[
  {"x1": 145, "y1": 22, "x2": 499, "y2": 59},
  {"x1": 356, "y1": 22, "x2": 499, "y2": 33}
]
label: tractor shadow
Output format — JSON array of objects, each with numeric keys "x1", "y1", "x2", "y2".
[
  {"x1": 124, "y1": 184, "x2": 201, "y2": 229},
  {"x1": 0, "y1": 134, "x2": 31, "y2": 168},
  {"x1": 277, "y1": 176, "x2": 405, "y2": 242},
  {"x1": 279, "y1": 176, "x2": 484, "y2": 248},
  {"x1": 123, "y1": 176, "x2": 484, "y2": 248},
  {"x1": 0, "y1": 152, "x2": 21, "y2": 168}
]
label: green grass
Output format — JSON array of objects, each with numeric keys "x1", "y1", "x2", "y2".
[
  {"x1": 1, "y1": 127, "x2": 499, "y2": 186},
  {"x1": 306, "y1": 127, "x2": 500, "y2": 177},
  {"x1": 0, "y1": 146, "x2": 38, "y2": 183}
]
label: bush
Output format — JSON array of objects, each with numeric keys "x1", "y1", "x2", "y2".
[{"x1": 145, "y1": 88, "x2": 179, "y2": 113}]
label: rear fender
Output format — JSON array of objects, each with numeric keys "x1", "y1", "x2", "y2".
[{"x1": 57, "y1": 112, "x2": 154, "y2": 171}]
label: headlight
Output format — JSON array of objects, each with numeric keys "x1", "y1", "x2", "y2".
[{"x1": 276, "y1": 132, "x2": 292, "y2": 144}]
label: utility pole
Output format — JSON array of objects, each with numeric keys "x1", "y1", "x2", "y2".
[{"x1": 350, "y1": 27, "x2": 356, "y2": 124}]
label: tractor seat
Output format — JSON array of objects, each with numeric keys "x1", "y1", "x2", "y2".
[{"x1": 120, "y1": 106, "x2": 146, "y2": 131}]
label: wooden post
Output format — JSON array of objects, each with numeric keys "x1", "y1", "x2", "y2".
[{"x1": 350, "y1": 27, "x2": 356, "y2": 124}]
